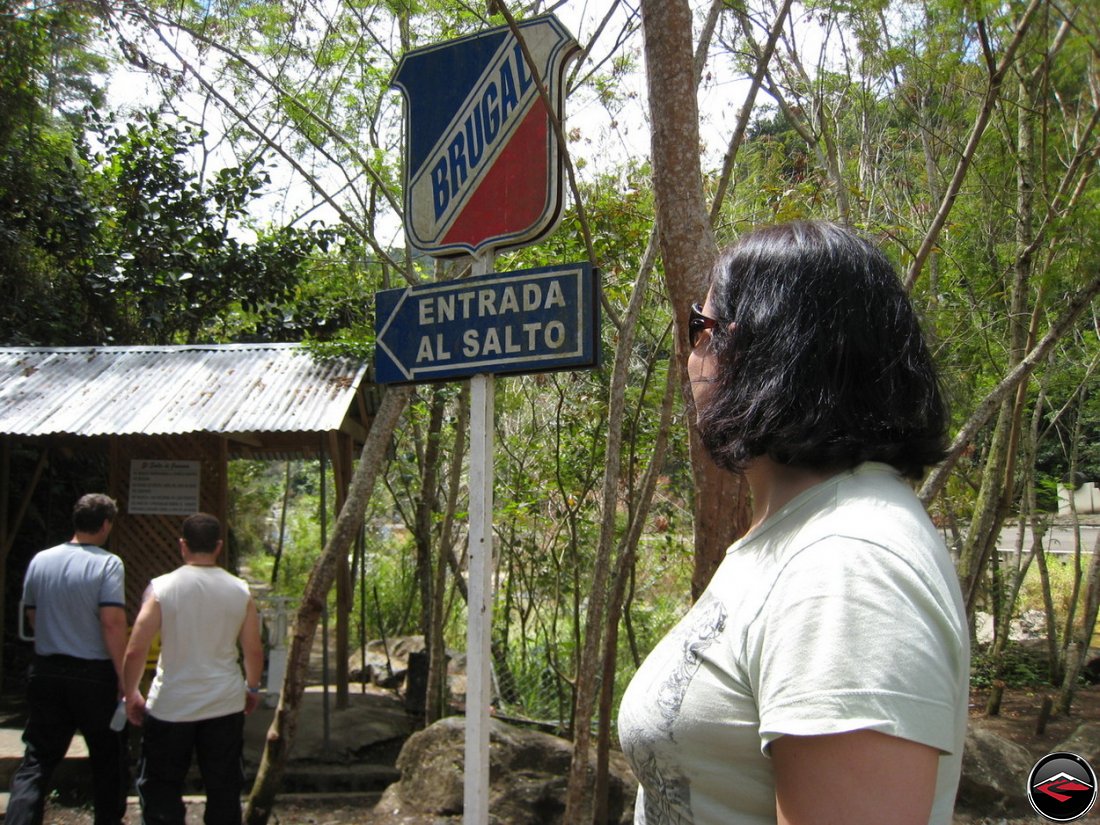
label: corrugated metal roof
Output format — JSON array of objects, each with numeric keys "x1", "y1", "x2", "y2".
[{"x1": 0, "y1": 344, "x2": 370, "y2": 438}]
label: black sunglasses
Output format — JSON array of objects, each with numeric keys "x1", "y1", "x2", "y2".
[{"x1": 689, "y1": 303, "x2": 721, "y2": 348}]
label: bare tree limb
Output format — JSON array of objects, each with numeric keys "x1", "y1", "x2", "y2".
[
  {"x1": 495, "y1": 2, "x2": 623, "y2": 329},
  {"x1": 919, "y1": 270, "x2": 1100, "y2": 506},
  {"x1": 904, "y1": 0, "x2": 1045, "y2": 290},
  {"x1": 244, "y1": 385, "x2": 413, "y2": 825},
  {"x1": 712, "y1": 0, "x2": 794, "y2": 222}
]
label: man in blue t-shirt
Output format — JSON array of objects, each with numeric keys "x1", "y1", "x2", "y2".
[{"x1": 7, "y1": 493, "x2": 129, "y2": 825}]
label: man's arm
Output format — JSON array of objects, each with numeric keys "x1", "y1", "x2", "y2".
[
  {"x1": 121, "y1": 584, "x2": 162, "y2": 726},
  {"x1": 99, "y1": 605, "x2": 128, "y2": 688},
  {"x1": 239, "y1": 597, "x2": 264, "y2": 715}
]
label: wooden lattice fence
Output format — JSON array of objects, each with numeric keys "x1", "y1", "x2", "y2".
[{"x1": 109, "y1": 434, "x2": 228, "y2": 619}]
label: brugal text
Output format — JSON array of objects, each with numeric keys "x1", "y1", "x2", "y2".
[{"x1": 429, "y1": 43, "x2": 534, "y2": 220}]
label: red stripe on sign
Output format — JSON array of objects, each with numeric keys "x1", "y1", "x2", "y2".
[{"x1": 441, "y1": 97, "x2": 551, "y2": 246}]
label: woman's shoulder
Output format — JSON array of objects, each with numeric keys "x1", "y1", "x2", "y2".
[
  {"x1": 759, "y1": 463, "x2": 949, "y2": 578},
  {"x1": 815, "y1": 462, "x2": 937, "y2": 539}
]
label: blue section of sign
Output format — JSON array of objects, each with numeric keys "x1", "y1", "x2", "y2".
[
  {"x1": 392, "y1": 30, "x2": 508, "y2": 171},
  {"x1": 374, "y1": 263, "x2": 599, "y2": 384},
  {"x1": 390, "y1": 14, "x2": 578, "y2": 257}
]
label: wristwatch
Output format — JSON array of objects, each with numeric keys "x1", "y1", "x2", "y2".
[{"x1": 247, "y1": 685, "x2": 262, "y2": 694}]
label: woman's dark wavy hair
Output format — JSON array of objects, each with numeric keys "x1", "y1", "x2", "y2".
[{"x1": 696, "y1": 220, "x2": 947, "y2": 479}]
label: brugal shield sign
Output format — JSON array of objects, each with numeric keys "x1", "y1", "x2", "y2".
[{"x1": 391, "y1": 15, "x2": 579, "y2": 256}]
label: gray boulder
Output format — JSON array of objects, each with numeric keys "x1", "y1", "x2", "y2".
[
  {"x1": 347, "y1": 636, "x2": 428, "y2": 687},
  {"x1": 347, "y1": 636, "x2": 466, "y2": 698},
  {"x1": 956, "y1": 726, "x2": 1034, "y2": 815},
  {"x1": 372, "y1": 716, "x2": 637, "y2": 824},
  {"x1": 1056, "y1": 721, "x2": 1100, "y2": 766}
]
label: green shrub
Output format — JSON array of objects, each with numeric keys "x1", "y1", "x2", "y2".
[{"x1": 971, "y1": 642, "x2": 1051, "y2": 688}]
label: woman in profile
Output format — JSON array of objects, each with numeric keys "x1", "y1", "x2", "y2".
[{"x1": 618, "y1": 221, "x2": 969, "y2": 824}]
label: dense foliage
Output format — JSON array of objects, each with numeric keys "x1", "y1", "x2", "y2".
[{"x1": 0, "y1": 4, "x2": 351, "y2": 346}]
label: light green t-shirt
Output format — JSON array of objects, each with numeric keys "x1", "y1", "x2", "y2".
[{"x1": 618, "y1": 463, "x2": 969, "y2": 824}]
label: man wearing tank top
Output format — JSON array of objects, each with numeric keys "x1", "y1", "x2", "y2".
[{"x1": 122, "y1": 512, "x2": 264, "y2": 825}]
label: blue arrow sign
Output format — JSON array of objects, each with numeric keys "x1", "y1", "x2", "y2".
[{"x1": 374, "y1": 262, "x2": 598, "y2": 384}]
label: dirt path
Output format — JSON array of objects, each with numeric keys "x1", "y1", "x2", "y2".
[{"x1": 24, "y1": 683, "x2": 1100, "y2": 824}]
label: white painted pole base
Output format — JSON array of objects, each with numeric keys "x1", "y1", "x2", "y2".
[
  {"x1": 464, "y1": 249, "x2": 496, "y2": 825},
  {"x1": 464, "y1": 372, "x2": 494, "y2": 825}
]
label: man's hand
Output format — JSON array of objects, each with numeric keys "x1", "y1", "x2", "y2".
[
  {"x1": 121, "y1": 584, "x2": 161, "y2": 729},
  {"x1": 125, "y1": 692, "x2": 148, "y2": 727}
]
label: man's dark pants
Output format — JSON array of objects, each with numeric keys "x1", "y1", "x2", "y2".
[
  {"x1": 136, "y1": 711, "x2": 245, "y2": 825},
  {"x1": 6, "y1": 654, "x2": 128, "y2": 825}
]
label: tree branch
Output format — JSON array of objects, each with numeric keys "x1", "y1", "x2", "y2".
[
  {"x1": 904, "y1": 0, "x2": 1045, "y2": 290},
  {"x1": 919, "y1": 270, "x2": 1100, "y2": 506}
]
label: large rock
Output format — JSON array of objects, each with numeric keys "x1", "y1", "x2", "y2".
[
  {"x1": 1056, "y1": 721, "x2": 1100, "y2": 766},
  {"x1": 371, "y1": 716, "x2": 637, "y2": 825},
  {"x1": 348, "y1": 635, "x2": 467, "y2": 698},
  {"x1": 956, "y1": 726, "x2": 1034, "y2": 815},
  {"x1": 347, "y1": 636, "x2": 429, "y2": 688}
]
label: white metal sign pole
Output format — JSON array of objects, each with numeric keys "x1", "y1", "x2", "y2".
[{"x1": 465, "y1": 252, "x2": 495, "y2": 825}]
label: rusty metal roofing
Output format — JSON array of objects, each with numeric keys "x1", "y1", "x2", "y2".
[{"x1": 0, "y1": 344, "x2": 370, "y2": 438}]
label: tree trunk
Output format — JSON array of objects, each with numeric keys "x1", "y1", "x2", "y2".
[
  {"x1": 1057, "y1": 530, "x2": 1100, "y2": 714},
  {"x1": 562, "y1": 229, "x2": 660, "y2": 821},
  {"x1": 426, "y1": 385, "x2": 468, "y2": 725},
  {"x1": 987, "y1": 392, "x2": 1049, "y2": 716},
  {"x1": 1057, "y1": 410, "x2": 1086, "y2": 663},
  {"x1": 594, "y1": 364, "x2": 677, "y2": 825},
  {"x1": 639, "y1": 0, "x2": 749, "y2": 603},
  {"x1": 1034, "y1": 542, "x2": 1063, "y2": 684},
  {"x1": 244, "y1": 385, "x2": 412, "y2": 825},
  {"x1": 957, "y1": 397, "x2": 1015, "y2": 616},
  {"x1": 562, "y1": 3, "x2": 751, "y2": 821},
  {"x1": 953, "y1": 66, "x2": 1039, "y2": 615},
  {"x1": 415, "y1": 388, "x2": 446, "y2": 643}
]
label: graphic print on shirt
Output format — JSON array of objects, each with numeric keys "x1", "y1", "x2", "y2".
[
  {"x1": 631, "y1": 599, "x2": 727, "y2": 824},
  {"x1": 633, "y1": 747, "x2": 695, "y2": 825}
]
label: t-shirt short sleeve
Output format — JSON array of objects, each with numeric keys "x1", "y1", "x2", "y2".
[
  {"x1": 751, "y1": 536, "x2": 964, "y2": 756},
  {"x1": 22, "y1": 564, "x2": 38, "y2": 608},
  {"x1": 98, "y1": 555, "x2": 125, "y2": 607}
]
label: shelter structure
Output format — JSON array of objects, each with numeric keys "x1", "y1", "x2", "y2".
[{"x1": 0, "y1": 343, "x2": 377, "y2": 694}]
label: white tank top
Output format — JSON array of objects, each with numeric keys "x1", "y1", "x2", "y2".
[{"x1": 146, "y1": 564, "x2": 252, "y2": 722}]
